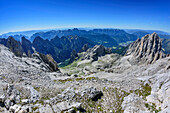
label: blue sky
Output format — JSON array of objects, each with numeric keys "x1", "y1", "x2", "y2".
[{"x1": 0, "y1": 0, "x2": 170, "y2": 34}]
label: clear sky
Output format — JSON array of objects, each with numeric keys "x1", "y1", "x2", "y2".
[{"x1": 0, "y1": 0, "x2": 170, "y2": 34}]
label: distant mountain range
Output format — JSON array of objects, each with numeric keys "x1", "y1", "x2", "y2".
[
  {"x1": 30, "y1": 28, "x2": 119, "y2": 47},
  {"x1": 0, "y1": 30, "x2": 43, "y2": 38},
  {"x1": 1, "y1": 28, "x2": 170, "y2": 42},
  {"x1": 130, "y1": 31, "x2": 170, "y2": 39},
  {"x1": 92, "y1": 29, "x2": 137, "y2": 43},
  {"x1": 124, "y1": 29, "x2": 170, "y2": 35},
  {"x1": 0, "y1": 28, "x2": 169, "y2": 63}
]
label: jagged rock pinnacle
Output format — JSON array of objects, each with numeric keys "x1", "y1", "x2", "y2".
[{"x1": 126, "y1": 32, "x2": 166, "y2": 64}]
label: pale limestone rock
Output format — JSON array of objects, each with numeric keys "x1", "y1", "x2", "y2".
[
  {"x1": 126, "y1": 32, "x2": 165, "y2": 64},
  {"x1": 39, "y1": 104, "x2": 53, "y2": 113},
  {"x1": 122, "y1": 93, "x2": 149, "y2": 113}
]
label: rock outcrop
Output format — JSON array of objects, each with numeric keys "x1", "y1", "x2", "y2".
[
  {"x1": 79, "y1": 44, "x2": 89, "y2": 53},
  {"x1": 81, "y1": 45, "x2": 112, "y2": 61},
  {"x1": 21, "y1": 37, "x2": 34, "y2": 57},
  {"x1": 6, "y1": 36, "x2": 24, "y2": 57},
  {"x1": 0, "y1": 36, "x2": 34, "y2": 57},
  {"x1": 69, "y1": 49, "x2": 78, "y2": 64},
  {"x1": 0, "y1": 37, "x2": 58, "y2": 72},
  {"x1": 126, "y1": 32, "x2": 166, "y2": 64},
  {"x1": 0, "y1": 44, "x2": 65, "y2": 112},
  {"x1": 38, "y1": 53, "x2": 59, "y2": 72}
]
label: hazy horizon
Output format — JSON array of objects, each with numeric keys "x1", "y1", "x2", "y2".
[
  {"x1": 1, "y1": 26, "x2": 170, "y2": 33},
  {"x1": 1, "y1": 27, "x2": 170, "y2": 36}
]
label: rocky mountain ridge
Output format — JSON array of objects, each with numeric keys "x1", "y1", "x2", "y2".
[
  {"x1": 30, "y1": 28, "x2": 119, "y2": 47},
  {"x1": 33, "y1": 35, "x2": 95, "y2": 62},
  {"x1": 60, "y1": 33, "x2": 170, "y2": 112},
  {"x1": 126, "y1": 32, "x2": 166, "y2": 64},
  {"x1": 1, "y1": 29, "x2": 169, "y2": 65},
  {"x1": 0, "y1": 32, "x2": 169, "y2": 113},
  {"x1": 0, "y1": 36, "x2": 33, "y2": 57},
  {"x1": 0, "y1": 35, "x2": 95, "y2": 63}
]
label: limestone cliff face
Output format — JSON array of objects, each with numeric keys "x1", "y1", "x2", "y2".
[
  {"x1": 21, "y1": 37, "x2": 34, "y2": 57},
  {"x1": 6, "y1": 36, "x2": 24, "y2": 57},
  {"x1": 0, "y1": 36, "x2": 34, "y2": 57},
  {"x1": 80, "y1": 45, "x2": 112, "y2": 61},
  {"x1": 37, "y1": 53, "x2": 59, "y2": 72},
  {"x1": 126, "y1": 32, "x2": 166, "y2": 64}
]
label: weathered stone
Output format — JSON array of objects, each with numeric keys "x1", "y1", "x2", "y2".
[
  {"x1": 18, "y1": 109, "x2": 27, "y2": 113},
  {"x1": 52, "y1": 101, "x2": 82, "y2": 113},
  {"x1": 0, "y1": 94, "x2": 5, "y2": 102},
  {"x1": 21, "y1": 99, "x2": 30, "y2": 105},
  {"x1": 32, "y1": 52, "x2": 59, "y2": 72},
  {"x1": 126, "y1": 32, "x2": 166, "y2": 64},
  {"x1": 39, "y1": 104, "x2": 53, "y2": 113},
  {"x1": 27, "y1": 86, "x2": 40, "y2": 103},
  {"x1": 9, "y1": 104, "x2": 21, "y2": 113},
  {"x1": 4, "y1": 99, "x2": 11, "y2": 109},
  {"x1": 6, "y1": 36, "x2": 24, "y2": 57},
  {"x1": 21, "y1": 105, "x2": 32, "y2": 112},
  {"x1": 121, "y1": 93, "x2": 148, "y2": 113},
  {"x1": 81, "y1": 45, "x2": 108, "y2": 61},
  {"x1": 71, "y1": 74, "x2": 78, "y2": 78},
  {"x1": 52, "y1": 101, "x2": 69, "y2": 113}
]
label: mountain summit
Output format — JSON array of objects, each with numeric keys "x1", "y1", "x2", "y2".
[{"x1": 126, "y1": 32, "x2": 166, "y2": 64}]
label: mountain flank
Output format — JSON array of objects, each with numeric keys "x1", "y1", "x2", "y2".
[
  {"x1": 126, "y1": 32, "x2": 166, "y2": 64},
  {"x1": 0, "y1": 32, "x2": 169, "y2": 112}
]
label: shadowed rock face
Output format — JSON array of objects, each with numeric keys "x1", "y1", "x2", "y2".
[
  {"x1": 0, "y1": 36, "x2": 34, "y2": 57},
  {"x1": 0, "y1": 38, "x2": 7, "y2": 46},
  {"x1": 6, "y1": 36, "x2": 24, "y2": 57},
  {"x1": 33, "y1": 53, "x2": 59, "y2": 72},
  {"x1": 79, "y1": 44, "x2": 89, "y2": 53},
  {"x1": 21, "y1": 37, "x2": 34, "y2": 57},
  {"x1": 161, "y1": 38, "x2": 170, "y2": 54},
  {"x1": 69, "y1": 50, "x2": 78, "y2": 64},
  {"x1": 126, "y1": 32, "x2": 166, "y2": 64},
  {"x1": 33, "y1": 35, "x2": 95, "y2": 62}
]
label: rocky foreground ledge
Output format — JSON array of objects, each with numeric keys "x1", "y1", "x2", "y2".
[{"x1": 0, "y1": 33, "x2": 170, "y2": 113}]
